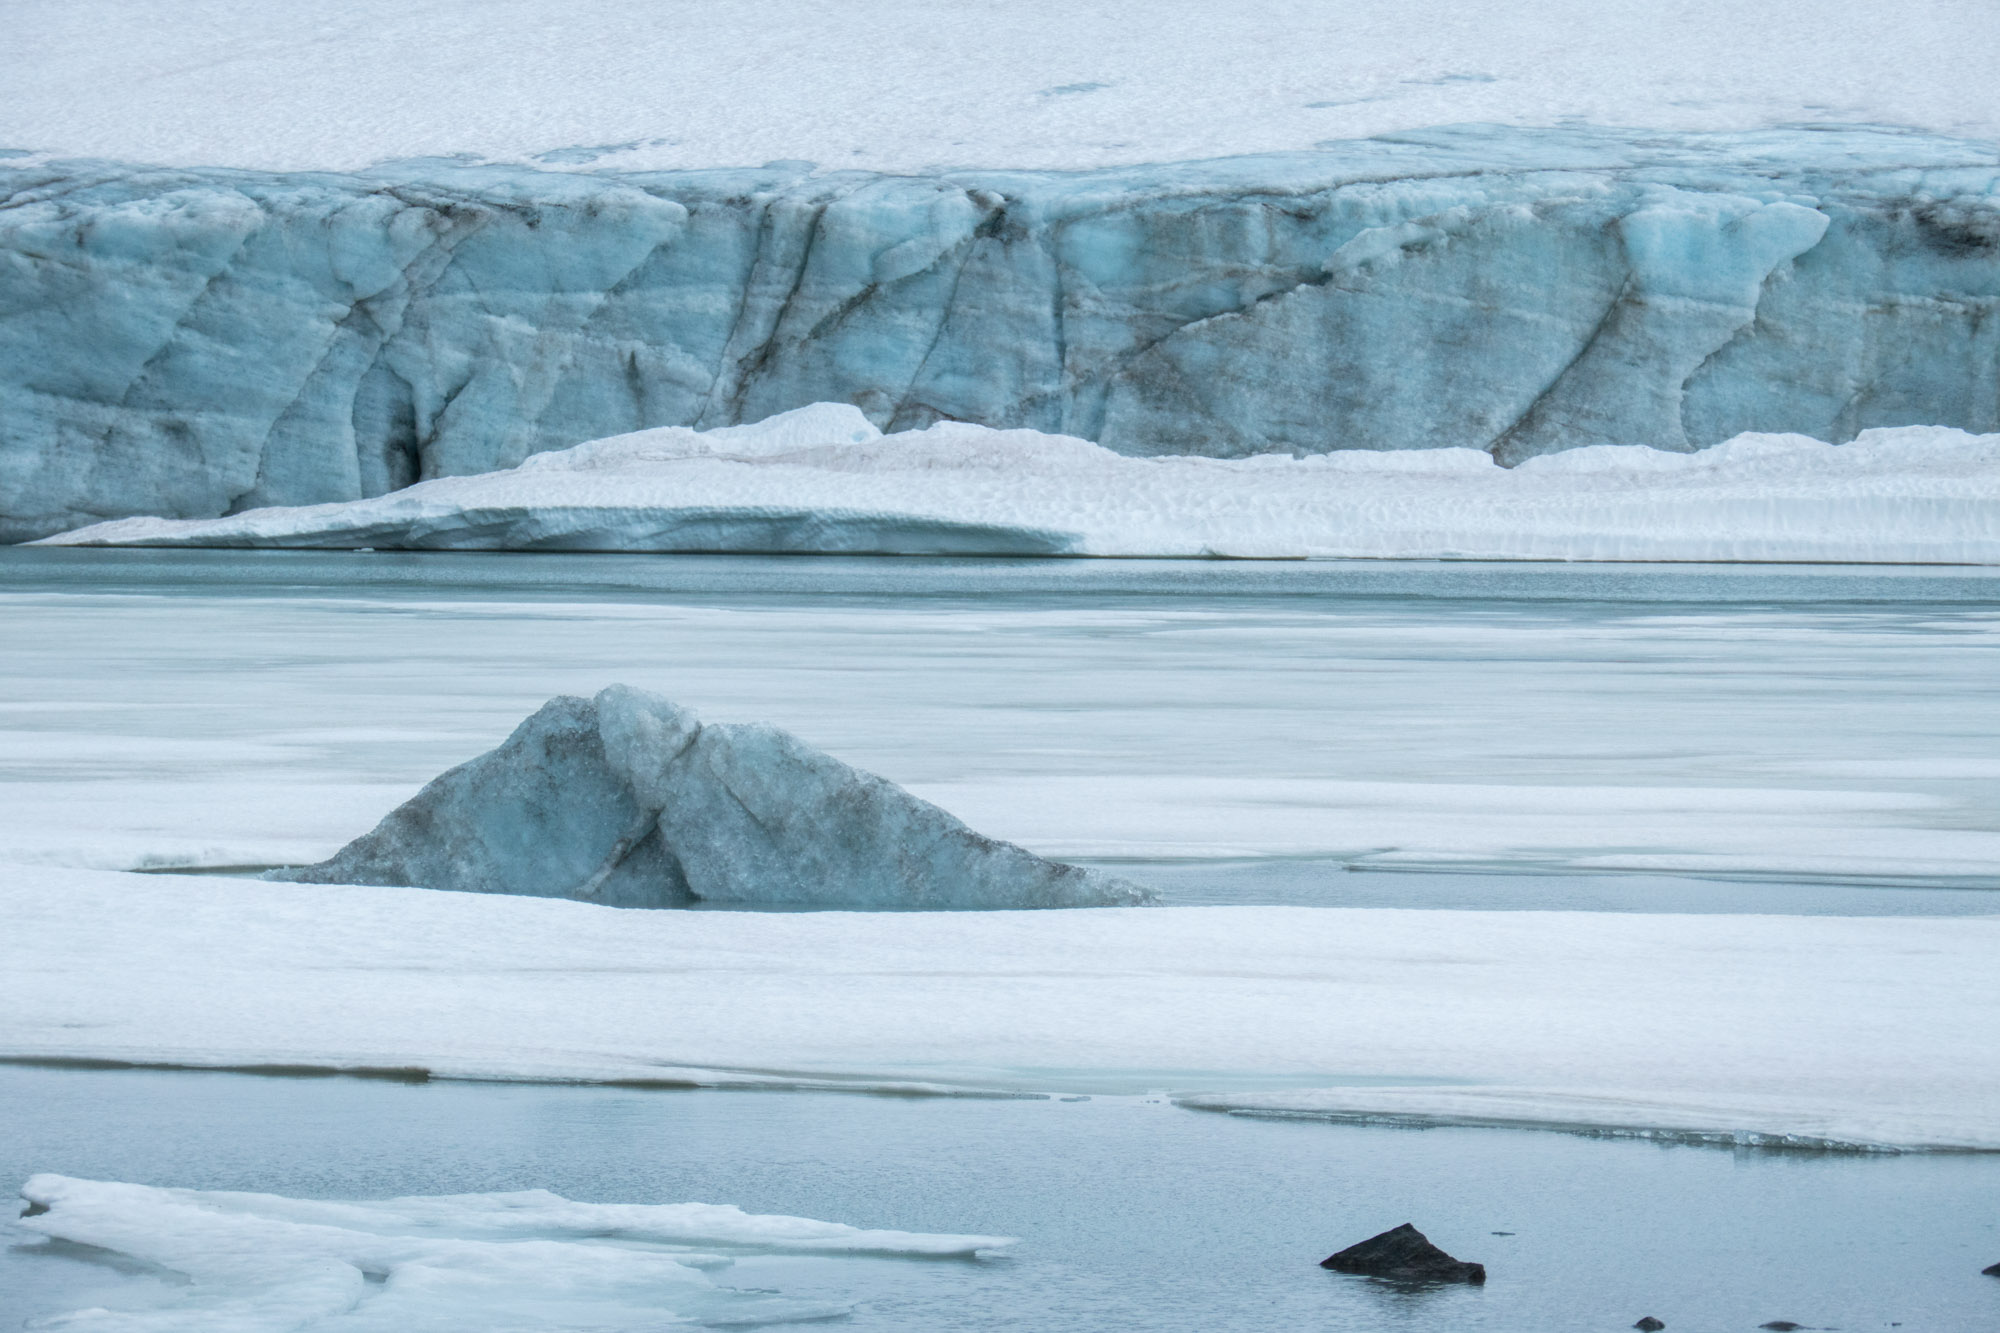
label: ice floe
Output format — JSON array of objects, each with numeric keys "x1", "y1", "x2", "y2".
[
  {"x1": 5, "y1": 868, "x2": 1996, "y2": 1152},
  {"x1": 14, "y1": 1174, "x2": 1011, "y2": 1330},
  {"x1": 42, "y1": 407, "x2": 2000, "y2": 563}
]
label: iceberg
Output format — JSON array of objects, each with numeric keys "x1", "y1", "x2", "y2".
[
  {"x1": 42, "y1": 405, "x2": 2000, "y2": 563},
  {"x1": 4, "y1": 125, "x2": 1999, "y2": 541},
  {"x1": 15, "y1": 1174, "x2": 1012, "y2": 1330},
  {"x1": 271, "y1": 684, "x2": 1150, "y2": 910}
]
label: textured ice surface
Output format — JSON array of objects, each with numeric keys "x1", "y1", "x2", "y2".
[
  {"x1": 43, "y1": 406, "x2": 2000, "y2": 562},
  {"x1": 15, "y1": 1174, "x2": 1010, "y2": 1330},
  {"x1": 274, "y1": 684, "x2": 1148, "y2": 910},
  {"x1": 5, "y1": 125, "x2": 1999, "y2": 539},
  {"x1": 5, "y1": 869, "x2": 1997, "y2": 1151},
  {"x1": 6, "y1": 0, "x2": 1998, "y2": 172}
]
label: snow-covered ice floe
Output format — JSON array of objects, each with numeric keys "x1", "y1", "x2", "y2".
[
  {"x1": 5, "y1": 868, "x2": 1996, "y2": 1153},
  {"x1": 42, "y1": 406, "x2": 2000, "y2": 562},
  {"x1": 271, "y1": 684, "x2": 1148, "y2": 909},
  {"x1": 15, "y1": 1174, "x2": 1011, "y2": 1330}
]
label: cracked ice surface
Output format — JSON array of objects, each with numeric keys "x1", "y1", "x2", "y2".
[
  {"x1": 13, "y1": 1174, "x2": 1012, "y2": 1330},
  {"x1": 4, "y1": 0, "x2": 1997, "y2": 172},
  {"x1": 42, "y1": 406, "x2": 2000, "y2": 563}
]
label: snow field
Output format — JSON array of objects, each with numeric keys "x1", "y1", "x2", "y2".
[
  {"x1": 6, "y1": 0, "x2": 1997, "y2": 172},
  {"x1": 4, "y1": 867, "x2": 1995, "y2": 1152}
]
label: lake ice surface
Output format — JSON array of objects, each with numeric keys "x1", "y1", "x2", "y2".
[
  {"x1": 2, "y1": 550, "x2": 1996, "y2": 885},
  {"x1": 5, "y1": 1066, "x2": 1998, "y2": 1332},
  {"x1": 3, "y1": 552, "x2": 1996, "y2": 1326}
]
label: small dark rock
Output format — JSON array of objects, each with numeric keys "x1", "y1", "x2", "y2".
[
  {"x1": 1319, "y1": 1222, "x2": 1486, "y2": 1284},
  {"x1": 19, "y1": 1200, "x2": 49, "y2": 1218},
  {"x1": 1634, "y1": 1319, "x2": 1665, "y2": 1331},
  {"x1": 1758, "y1": 1323, "x2": 1804, "y2": 1331},
  {"x1": 1983, "y1": 1261, "x2": 2000, "y2": 1277}
]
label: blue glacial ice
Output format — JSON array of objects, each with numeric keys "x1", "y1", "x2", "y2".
[
  {"x1": 272, "y1": 685, "x2": 1151, "y2": 909},
  {"x1": 3, "y1": 124, "x2": 1998, "y2": 540}
]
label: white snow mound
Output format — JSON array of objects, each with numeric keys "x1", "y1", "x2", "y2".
[
  {"x1": 41, "y1": 406, "x2": 2000, "y2": 563},
  {"x1": 15, "y1": 1173, "x2": 1012, "y2": 1331}
]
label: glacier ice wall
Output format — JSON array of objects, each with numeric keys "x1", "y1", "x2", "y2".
[
  {"x1": 275, "y1": 685, "x2": 1151, "y2": 910},
  {"x1": 3, "y1": 125, "x2": 1997, "y2": 540}
]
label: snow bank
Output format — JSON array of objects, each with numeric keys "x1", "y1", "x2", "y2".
[
  {"x1": 271, "y1": 684, "x2": 1146, "y2": 910},
  {"x1": 5, "y1": 868, "x2": 1997, "y2": 1152},
  {"x1": 15, "y1": 1174, "x2": 1011, "y2": 1330},
  {"x1": 44, "y1": 407, "x2": 2000, "y2": 562}
]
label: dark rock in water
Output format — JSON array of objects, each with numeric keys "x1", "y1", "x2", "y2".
[
  {"x1": 1319, "y1": 1223, "x2": 1486, "y2": 1284},
  {"x1": 1633, "y1": 1319, "x2": 1665, "y2": 1331},
  {"x1": 271, "y1": 686, "x2": 1151, "y2": 910},
  {"x1": 1983, "y1": 1261, "x2": 2000, "y2": 1276},
  {"x1": 1758, "y1": 1323, "x2": 1804, "y2": 1331}
]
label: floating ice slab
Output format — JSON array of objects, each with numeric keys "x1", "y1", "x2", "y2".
[
  {"x1": 5, "y1": 868, "x2": 1997, "y2": 1152},
  {"x1": 271, "y1": 683, "x2": 1149, "y2": 910},
  {"x1": 15, "y1": 1174, "x2": 1011, "y2": 1330},
  {"x1": 44, "y1": 408, "x2": 2000, "y2": 563}
]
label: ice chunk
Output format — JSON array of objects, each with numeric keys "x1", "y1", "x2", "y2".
[
  {"x1": 272, "y1": 685, "x2": 1151, "y2": 909},
  {"x1": 15, "y1": 1174, "x2": 1013, "y2": 1330}
]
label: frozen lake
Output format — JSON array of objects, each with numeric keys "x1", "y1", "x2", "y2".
[
  {"x1": 2, "y1": 549, "x2": 1997, "y2": 892},
  {"x1": 5, "y1": 1064, "x2": 1999, "y2": 1332},
  {"x1": 3, "y1": 551, "x2": 1997, "y2": 1327}
]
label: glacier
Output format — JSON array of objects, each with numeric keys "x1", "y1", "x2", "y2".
[
  {"x1": 5, "y1": 124, "x2": 2000, "y2": 542},
  {"x1": 15, "y1": 1174, "x2": 1012, "y2": 1330},
  {"x1": 272, "y1": 685, "x2": 1150, "y2": 910},
  {"x1": 42, "y1": 404, "x2": 2000, "y2": 562}
]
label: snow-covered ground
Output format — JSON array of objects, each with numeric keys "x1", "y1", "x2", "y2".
[
  {"x1": 16, "y1": 1174, "x2": 1010, "y2": 1330},
  {"x1": 4, "y1": 868, "x2": 1995, "y2": 1151},
  {"x1": 41, "y1": 407, "x2": 2000, "y2": 562},
  {"x1": 5, "y1": 0, "x2": 1996, "y2": 171}
]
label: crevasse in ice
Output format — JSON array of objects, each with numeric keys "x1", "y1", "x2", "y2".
[
  {"x1": 4, "y1": 124, "x2": 1998, "y2": 540},
  {"x1": 272, "y1": 685, "x2": 1151, "y2": 909}
]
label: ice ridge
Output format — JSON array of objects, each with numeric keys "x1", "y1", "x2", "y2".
[
  {"x1": 271, "y1": 685, "x2": 1151, "y2": 910},
  {"x1": 4, "y1": 124, "x2": 1998, "y2": 541}
]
